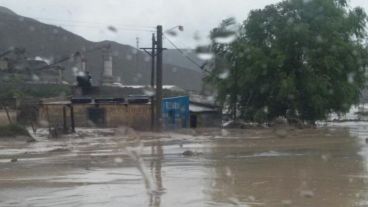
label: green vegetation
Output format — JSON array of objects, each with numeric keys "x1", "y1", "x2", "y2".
[
  {"x1": 206, "y1": 0, "x2": 368, "y2": 124},
  {"x1": 22, "y1": 83, "x2": 71, "y2": 98},
  {"x1": 0, "y1": 124, "x2": 30, "y2": 138},
  {"x1": 0, "y1": 75, "x2": 71, "y2": 99},
  {"x1": 0, "y1": 75, "x2": 71, "y2": 127}
]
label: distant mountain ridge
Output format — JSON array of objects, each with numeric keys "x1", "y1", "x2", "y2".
[
  {"x1": 0, "y1": 6, "x2": 204, "y2": 91},
  {"x1": 0, "y1": 6, "x2": 16, "y2": 16}
]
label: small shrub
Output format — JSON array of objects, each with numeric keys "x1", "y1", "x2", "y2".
[{"x1": 0, "y1": 124, "x2": 30, "y2": 137}]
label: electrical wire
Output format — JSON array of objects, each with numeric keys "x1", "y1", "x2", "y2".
[
  {"x1": 31, "y1": 16, "x2": 155, "y2": 29},
  {"x1": 50, "y1": 22, "x2": 154, "y2": 32},
  {"x1": 4, "y1": 16, "x2": 155, "y2": 32},
  {"x1": 164, "y1": 34, "x2": 210, "y2": 74},
  {"x1": 35, "y1": 44, "x2": 111, "y2": 71}
]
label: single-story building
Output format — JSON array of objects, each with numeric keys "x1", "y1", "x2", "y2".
[
  {"x1": 161, "y1": 95, "x2": 222, "y2": 129},
  {"x1": 39, "y1": 97, "x2": 152, "y2": 131},
  {"x1": 189, "y1": 102, "x2": 222, "y2": 128},
  {"x1": 38, "y1": 93, "x2": 222, "y2": 131}
]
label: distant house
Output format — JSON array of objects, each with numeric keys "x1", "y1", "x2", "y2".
[
  {"x1": 39, "y1": 83, "x2": 221, "y2": 131},
  {"x1": 189, "y1": 102, "x2": 222, "y2": 128},
  {"x1": 161, "y1": 95, "x2": 222, "y2": 129}
]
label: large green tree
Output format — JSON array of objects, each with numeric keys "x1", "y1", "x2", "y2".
[{"x1": 206, "y1": 0, "x2": 368, "y2": 124}]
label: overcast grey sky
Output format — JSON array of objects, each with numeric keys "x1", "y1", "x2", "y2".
[{"x1": 0, "y1": 0, "x2": 367, "y2": 48}]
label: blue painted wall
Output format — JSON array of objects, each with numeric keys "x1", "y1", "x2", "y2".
[{"x1": 162, "y1": 96, "x2": 189, "y2": 129}]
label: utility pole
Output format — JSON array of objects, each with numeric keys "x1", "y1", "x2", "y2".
[
  {"x1": 155, "y1": 25, "x2": 163, "y2": 131},
  {"x1": 232, "y1": 61, "x2": 238, "y2": 120},
  {"x1": 141, "y1": 33, "x2": 157, "y2": 131},
  {"x1": 151, "y1": 34, "x2": 156, "y2": 88},
  {"x1": 136, "y1": 37, "x2": 140, "y2": 72},
  {"x1": 140, "y1": 34, "x2": 157, "y2": 87},
  {"x1": 150, "y1": 34, "x2": 156, "y2": 131},
  {"x1": 141, "y1": 26, "x2": 164, "y2": 131}
]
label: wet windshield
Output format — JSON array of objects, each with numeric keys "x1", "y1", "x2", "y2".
[{"x1": 1, "y1": 0, "x2": 368, "y2": 206}]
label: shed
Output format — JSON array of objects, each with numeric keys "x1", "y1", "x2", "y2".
[{"x1": 189, "y1": 102, "x2": 222, "y2": 128}]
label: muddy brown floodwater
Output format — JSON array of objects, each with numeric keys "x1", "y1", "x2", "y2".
[{"x1": 1, "y1": 123, "x2": 368, "y2": 207}]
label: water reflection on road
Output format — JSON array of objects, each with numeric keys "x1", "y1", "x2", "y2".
[
  {"x1": 0, "y1": 124, "x2": 368, "y2": 206},
  {"x1": 149, "y1": 141, "x2": 163, "y2": 207}
]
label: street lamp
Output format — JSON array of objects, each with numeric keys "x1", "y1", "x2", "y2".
[
  {"x1": 164, "y1": 25, "x2": 184, "y2": 36},
  {"x1": 165, "y1": 25, "x2": 184, "y2": 33}
]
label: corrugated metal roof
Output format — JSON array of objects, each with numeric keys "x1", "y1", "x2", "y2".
[{"x1": 189, "y1": 104, "x2": 217, "y2": 113}]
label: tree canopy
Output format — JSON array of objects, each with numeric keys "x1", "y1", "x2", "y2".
[{"x1": 205, "y1": 0, "x2": 368, "y2": 124}]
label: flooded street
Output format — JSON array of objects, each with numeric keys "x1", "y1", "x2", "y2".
[{"x1": 1, "y1": 124, "x2": 368, "y2": 207}]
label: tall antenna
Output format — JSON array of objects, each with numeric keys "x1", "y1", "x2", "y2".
[{"x1": 136, "y1": 37, "x2": 140, "y2": 74}]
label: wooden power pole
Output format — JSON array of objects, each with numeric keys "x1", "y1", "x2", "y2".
[
  {"x1": 141, "y1": 26, "x2": 164, "y2": 131},
  {"x1": 151, "y1": 34, "x2": 156, "y2": 88},
  {"x1": 141, "y1": 33, "x2": 157, "y2": 131},
  {"x1": 155, "y1": 25, "x2": 163, "y2": 131},
  {"x1": 151, "y1": 34, "x2": 156, "y2": 131}
]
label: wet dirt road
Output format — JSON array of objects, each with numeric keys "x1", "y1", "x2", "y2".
[{"x1": 1, "y1": 123, "x2": 368, "y2": 207}]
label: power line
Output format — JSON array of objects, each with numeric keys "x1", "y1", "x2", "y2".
[
  {"x1": 4, "y1": 16, "x2": 155, "y2": 32},
  {"x1": 163, "y1": 35, "x2": 210, "y2": 73},
  {"x1": 136, "y1": 37, "x2": 140, "y2": 72},
  {"x1": 54, "y1": 22, "x2": 154, "y2": 32},
  {"x1": 45, "y1": 22, "x2": 154, "y2": 32},
  {"x1": 35, "y1": 44, "x2": 111, "y2": 71},
  {"x1": 169, "y1": 37, "x2": 194, "y2": 50},
  {"x1": 28, "y1": 16, "x2": 155, "y2": 29}
]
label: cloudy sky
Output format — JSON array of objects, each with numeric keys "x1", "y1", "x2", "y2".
[{"x1": 0, "y1": 0, "x2": 367, "y2": 48}]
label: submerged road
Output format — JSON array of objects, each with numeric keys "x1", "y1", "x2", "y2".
[{"x1": 0, "y1": 124, "x2": 368, "y2": 207}]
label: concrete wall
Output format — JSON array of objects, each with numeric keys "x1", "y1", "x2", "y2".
[{"x1": 39, "y1": 103, "x2": 152, "y2": 130}]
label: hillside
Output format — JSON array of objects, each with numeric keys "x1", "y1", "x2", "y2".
[{"x1": 0, "y1": 6, "x2": 204, "y2": 91}]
